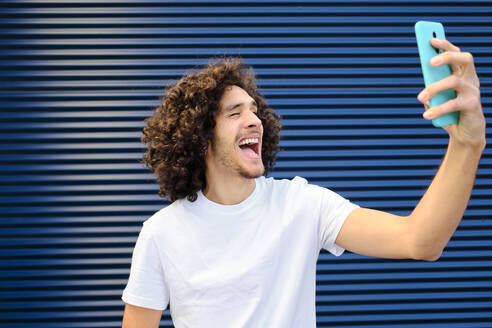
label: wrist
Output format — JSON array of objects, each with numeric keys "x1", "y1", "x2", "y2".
[{"x1": 448, "y1": 135, "x2": 486, "y2": 156}]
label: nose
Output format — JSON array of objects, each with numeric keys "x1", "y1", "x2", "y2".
[{"x1": 244, "y1": 110, "x2": 262, "y2": 129}]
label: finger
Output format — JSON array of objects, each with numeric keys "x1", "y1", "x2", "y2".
[
  {"x1": 430, "y1": 51, "x2": 474, "y2": 69},
  {"x1": 423, "y1": 91, "x2": 481, "y2": 120},
  {"x1": 428, "y1": 41, "x2": 480, "y2": 88},
  {"x1": 417, "y1": 92, "x2": 430, "y2": 108},
  {"x1": 430, "y1": 38, "x2": 460, "y2": 53},
  {"x1": 417, "y1": 75, "x2": 464, "y2": 103},
  {"x1": 423, "y1": 98, "x2": 461, "y2": 120}
]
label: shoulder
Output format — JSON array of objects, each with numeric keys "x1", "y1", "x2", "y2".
[
  {"x1": 142, "y1": 199, "x2": 187, "y2": 231},
  {"x1": 264, "y1": 176, "x2": 348, "y2": 204}
]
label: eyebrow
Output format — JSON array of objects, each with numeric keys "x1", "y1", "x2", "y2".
[{"x1": 224, "y1": 100, "x2": 258, "y2": 112}]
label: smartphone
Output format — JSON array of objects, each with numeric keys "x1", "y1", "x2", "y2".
[{"x1": 415, "y1": 21, "x2": 459, "y2": 127}]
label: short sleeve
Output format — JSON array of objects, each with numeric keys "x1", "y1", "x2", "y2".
[
  {"x1": 121, "y1": 221, "x2": 170, "y2": 310},
  {"x1": 317, "y1": 186, "x2": 359, "y2": 256}
]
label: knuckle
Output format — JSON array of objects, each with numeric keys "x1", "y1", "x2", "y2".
[
  {"x1": 463, "y1": 52, "x2": 473, "y2": 62},
  {"x1": 469, "y1": 82, "x2": 480, "y2": 95},
  {"x1": 464, "y1": 80, "x2": 480, "y2": 96},
  {"x1": 448, "y1": 41, "x2": 459, "y2": 51},
  {"x1": 449, "y1": 74, "x2": 461, "y2": 86},
  {"x1": 468, "y1": 95, "x2": 481, "y2": 109}
]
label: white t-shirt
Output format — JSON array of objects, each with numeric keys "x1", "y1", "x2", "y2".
[{"x1": 122, "y1": 176, "x2": 358, "y2": 327}]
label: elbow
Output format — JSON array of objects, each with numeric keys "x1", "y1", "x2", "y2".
[
  {"x1": 407, "y1": 228, "x2": 446, "y2": 262},
  {"x1": 421, "y1": 251, "x2": 442, "y2": 262},
  {"x1": 412, "y1": 247, "x2": 443, "y2": 262}
]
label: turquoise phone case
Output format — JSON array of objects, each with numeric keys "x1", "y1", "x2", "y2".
[{"x1": 415, "y1": 21, "x2": 459, "y2": 127}]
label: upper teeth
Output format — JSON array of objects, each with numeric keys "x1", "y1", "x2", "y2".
[{"x1": 239, "y1": 138, "x2": 259, "y2": 146}]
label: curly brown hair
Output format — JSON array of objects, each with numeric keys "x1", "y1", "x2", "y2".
[{"x1": 141, "y1": 57, "x2": 282, "y2": 202}]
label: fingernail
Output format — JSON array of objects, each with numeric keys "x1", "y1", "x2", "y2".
[
  {"x1": 431, "y1": 57, "x2": 442, "y2": 65},
  {"x1": 423, "y1": 111, "x2": 432, "y2": 119},
  {"x1": 418, "y1": 91, "x2": 428, "y2": 102}
]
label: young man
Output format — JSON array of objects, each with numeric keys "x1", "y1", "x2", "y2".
[{"x1": 121, "y1": 38, "x2": 486, "y2": 327}]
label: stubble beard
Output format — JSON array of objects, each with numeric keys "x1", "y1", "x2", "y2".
[{"x1": 213, "y1": 138, "x2": 264, "y2": 179}]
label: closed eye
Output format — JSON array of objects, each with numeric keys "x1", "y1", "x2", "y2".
[{"x1": 252, "y1": 104, "x2": 258, "y2": 114}]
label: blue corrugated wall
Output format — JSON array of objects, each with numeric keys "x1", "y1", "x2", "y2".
[{"x1": 0, "y1": 0, "x2": 491, "y2": 327}]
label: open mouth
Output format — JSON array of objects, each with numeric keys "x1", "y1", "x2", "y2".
[{"x1": 238, "y1": 137, "x2": 260, "y2": 159}]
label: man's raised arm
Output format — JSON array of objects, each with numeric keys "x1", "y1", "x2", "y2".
[{"x1": 335, "y1": 38, "x2": 486, "y2": 261}]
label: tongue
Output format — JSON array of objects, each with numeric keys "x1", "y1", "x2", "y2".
[{"x1": 240, "y1": 145, "x2": 258, "y2": 158}]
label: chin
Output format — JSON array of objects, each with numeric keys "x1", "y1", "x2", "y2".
[
  {"x1": 239, "y1": 164, "x2": 265, "y2": 179},
  {"x1": 240, "y1": 172, "x2": 263, "y2": 179}
]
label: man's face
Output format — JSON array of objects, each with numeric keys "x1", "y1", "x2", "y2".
[{"x1": 206, "y1": 85, "x2": 264, "y2": 179}]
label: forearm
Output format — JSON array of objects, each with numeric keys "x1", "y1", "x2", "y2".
[{"x1": 409, "y1": 137, "x2": 484, "y2": 260}]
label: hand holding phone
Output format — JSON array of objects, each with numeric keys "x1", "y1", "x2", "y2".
[{"x1": 415, "y1": 21, "x2": 459, "y2": 127}]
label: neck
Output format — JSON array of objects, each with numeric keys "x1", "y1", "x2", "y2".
[{"x1": 203, "y1": 174, "x2": 256, "y2": 205}]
